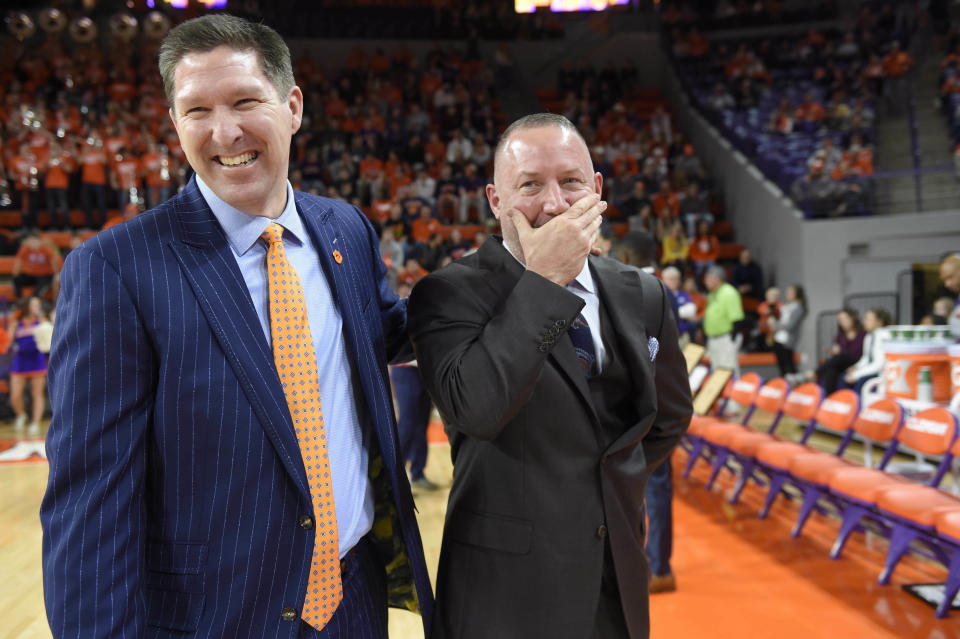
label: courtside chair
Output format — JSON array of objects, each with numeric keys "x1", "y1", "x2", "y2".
[
  {"x1": 870, "y1": 409, "x2": 960, "y2": 585},
  {"x1": 682, "y1": 372, "x2": 764, "y2": 479},
  {"x1": 752, "y1": 389, "x2": 861, "y2": 519},
  {"x1": 827, "y1": 407, "x2": 959, "y2": 561},
  {"x1": 932, "y1": 511, "x2": 960, "y2": 617},
  {"x1": 787, "y1": 398, "x2": 904, "y2": 539},
  {"x1": 708, "y1": 381, "x2": 821, "y2": 504}
]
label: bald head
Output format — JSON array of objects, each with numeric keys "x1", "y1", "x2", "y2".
[
  {"x1": 493, "y1": 113, "x2": 591, "y2": 185},
  {"x1": 941, "y1": 254, "x2": 960, "y2": 294}
]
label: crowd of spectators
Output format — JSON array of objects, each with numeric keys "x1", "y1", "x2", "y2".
[
  {"x1": 0, "y1": 14, "x2": 518, "y2": 296},
  {"x1": 939, "y1": 25, "x2": 960, "y2": 167},
  {"x1": 673, "y1": 5, "x2": 917, "y2": 217},
  {"x1": 550, "y1": 63, "x2": 722, "y2": 281}
]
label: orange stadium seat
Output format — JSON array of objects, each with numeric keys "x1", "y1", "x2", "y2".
[
  {"x1": 828, "y1": 407, "x2": 959, "y2": 562},
  {"x1": 752, "y1": 389, "x2": 860, "y2": 518},
  {"x1": 786, "y1": 399, "x2": 903, "y2": 538}
]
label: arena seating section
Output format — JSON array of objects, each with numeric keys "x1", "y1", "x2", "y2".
[{"x1": 670, "y1": 3, "x2": 916, "y2": 217}]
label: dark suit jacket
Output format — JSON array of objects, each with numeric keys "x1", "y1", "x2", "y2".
[
  {"x1": 40, "y1": 178, "x2": 433, "y2": 638},
  {"x1": 407, "y1": 238, "x2": 691, "y2": 639}
]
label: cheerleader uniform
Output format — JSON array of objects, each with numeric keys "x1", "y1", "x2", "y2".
[{"x1": 12, "y1": 319, "x2": 47, "y2": 377}]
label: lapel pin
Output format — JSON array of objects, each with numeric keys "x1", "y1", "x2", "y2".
[{"x1": 332, "y1": 249, "x2": 343, "y2": 264}]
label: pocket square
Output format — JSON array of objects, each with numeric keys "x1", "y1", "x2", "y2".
[{"x1": 647, "y1": 336, "x2": 659, "y2": 363}]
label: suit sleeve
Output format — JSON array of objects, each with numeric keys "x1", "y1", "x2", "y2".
[
  {"x1": 40, "y1": 245, "x2": 155, "y2": 638},
  {"x1": 643, "y1": 279, "x2": 693, "y2": 471},
  {"x1": 408, "y1": 269, "x2": 584, "y2": 441},
  {"x1": 358, "y1": 205, "x2": 410, "y2": 364}
]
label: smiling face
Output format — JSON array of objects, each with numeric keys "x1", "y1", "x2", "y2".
[
  {"x1": 486, "y1": 125, "x2": 601, "y2": 255},
  {"x1": 170, "y1": 46, "x2": 303, "y2": 217}
]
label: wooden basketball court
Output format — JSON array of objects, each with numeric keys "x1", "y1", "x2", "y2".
[{"x1": 4, "y1": 419, "x2": 960, "y2": 638}]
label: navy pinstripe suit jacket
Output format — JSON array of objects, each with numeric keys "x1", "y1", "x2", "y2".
[{"x1": 40, "y1": 178, "x2": 433, "y2": 638}]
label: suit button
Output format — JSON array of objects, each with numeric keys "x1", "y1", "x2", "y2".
[
  {"x1": 538, "y1": 343, "x2": 549, "y2": 353},
  {"x1": 298, "y1": 515, "x2": 314, "y2": 530},
  {"x1": 280, "y1": 607, "x2": 298, "y2": 622},
  {"x1": 597, "y1": 524, "x2": 608, "y2": 538}
]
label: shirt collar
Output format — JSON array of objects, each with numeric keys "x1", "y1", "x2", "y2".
[
  {"x1": 502, "y1": 238, "x2": 595, "y2": 293},
  {"x1": 196, "y1": 175, "x2": 305, "y2": 255}
]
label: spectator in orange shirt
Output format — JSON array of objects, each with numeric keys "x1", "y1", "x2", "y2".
[
  {"x1": 425, "y1": 132, "x2": 446, "y2": 165},
  {"x1": 111, "y1": 147, "x2": 141, "y2": 211},
  {"x1": 756, "y1": 286, "x2": 782, "y2": 348},
  {"x1": 397, "y1": 258, "x2": 428, "y2": 287},
  {"x1": 688, "y1": 220, "x2": 720, "y2": 279},
  {"x1": 141, "y1": 140, "x2": 173, "y2": 209},
  {"x1": 13, "y1": 234, "x2": 62, "y2": 299},
  {"x1": 652, "y1": 179, "x2": 680, "y2": 218},
  {"x1": 411, "y1": 205, "x2": 441, "y2": 244},
  {"x1": 687, "y1": 27, "x2": 710, "y2": 58},
  {"x1": 768, "y1": 98, "x2": 794, "y2": 134},
  {"x1": 80, "y1": 133, "x2": 108, "y2": 228},
  {"x1": 882, "y1": 41, "x2": 913, "y2": 114},
  {"x1": 10, "y1": 142, "x2": 40, "y2": 230},
  {"x1": 369, "y1": 47, "x2": 390, "y2": 75},
  {"x1": 794, "y1": 92, "x2": 826, "y2": 124},
  {"x1": 370, "y1": 185, "x2": 394, "y2": 226},
  {"x1": 44, "y1": 140, "x2": 75, "y2": 230}
]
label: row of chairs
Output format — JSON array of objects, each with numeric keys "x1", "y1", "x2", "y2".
[{"x1": 681, "y1": 371, "x2": 960, "y2": 617}]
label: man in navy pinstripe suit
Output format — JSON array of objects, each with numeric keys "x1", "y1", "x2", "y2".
[{"x1": 40, "y1": 15, "x2": 432, "y2": 638}]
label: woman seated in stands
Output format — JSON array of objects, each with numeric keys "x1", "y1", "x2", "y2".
[
  {"x1": 770, "y1": 284, "x2": 807, "y2": 376},
  {"x1": 661, "y1": 220, "x2": 690, "y2": 271},
  {"x1": 802, "y1": 308, "x2": 865, "y2": 392},
  {"x1": 688, "y1": 220, "x2": 719, "y2": 280},
  {"x1": 843, "y1": 308, "x2": 893, "y2": 393}
]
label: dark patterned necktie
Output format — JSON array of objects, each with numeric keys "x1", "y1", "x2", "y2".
[{"x1": 568, "y1": 313, "x2": 597, "y2": 378}]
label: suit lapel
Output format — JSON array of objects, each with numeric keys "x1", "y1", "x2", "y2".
[
  {"x1": 167, "y1": 179, "x2": 310, "y2": 499},
  {"x1": 479, "y1": 239, "x2": 599, "y2": 426},
  {"x1": 589, "y1": 257, "x2": 658, "y2": 455},
  {"x1": 297, "y1": 195, "x2": 401, "y2": 469}
]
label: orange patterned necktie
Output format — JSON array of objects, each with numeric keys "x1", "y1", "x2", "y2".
[{"x1": 261, "y1": 223, "x2": 341, "y2": 630}]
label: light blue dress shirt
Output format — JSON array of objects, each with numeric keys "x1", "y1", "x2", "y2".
[{"x1": 197, "y1": 176, "x2": 373, "y2": 558}]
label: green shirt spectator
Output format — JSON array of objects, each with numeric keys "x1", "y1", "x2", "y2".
[{"x1": 703, "y1": 281, "x2": 744, "y2": 337}]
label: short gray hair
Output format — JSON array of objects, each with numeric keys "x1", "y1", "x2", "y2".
[
  {"x1": 706, "y1": 265, "x2": 727, "y2": 281},
  {"x1": 662, "y1": 266, "x2": 681, "y2": 279},
  {"x1": 159, "y1": 14, "x2": 294, "y2": 113},
  {"x1": 494, "y1": 112, "x2": 590, "y2": 170}
]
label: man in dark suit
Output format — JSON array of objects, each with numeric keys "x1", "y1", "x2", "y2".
[
  {"x1": 407, "y1": 113, "x2": 692, "y2": 638},
  {"x1": 40, "y1": 15, "x2": 432, "y2": 638}
]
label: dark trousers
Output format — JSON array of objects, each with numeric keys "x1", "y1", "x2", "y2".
[
  {"x1": 81, "y1": 183, "x2": 107, "y2": 228},
  {"x1": 389, "y1": 365, "x2": 431, "y2": 480},
  {"x1": 14, "y1": 274, "x2": 53, "y2": 299},
  {"x1": 644, "y1": 454, "x2": 673, "y2": 577},
  {"x1": 591, "y1": 539, "x2": 632, "y2": 639},
  {"x1": 46, "y1": 187, "x2": 70, "y2": 228},
  {"x1": 816, "y1": 352, "x2": 858, "y2": 394},
  {"x1": 773, "y1": 342, "x2": 797, "y2": 375},
  {"x1": 300, "y1": 535, "x2": 388, "y2": 638},
  {"x1": 19, "y1": 189, "x2": 39, "y2": 229}
]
